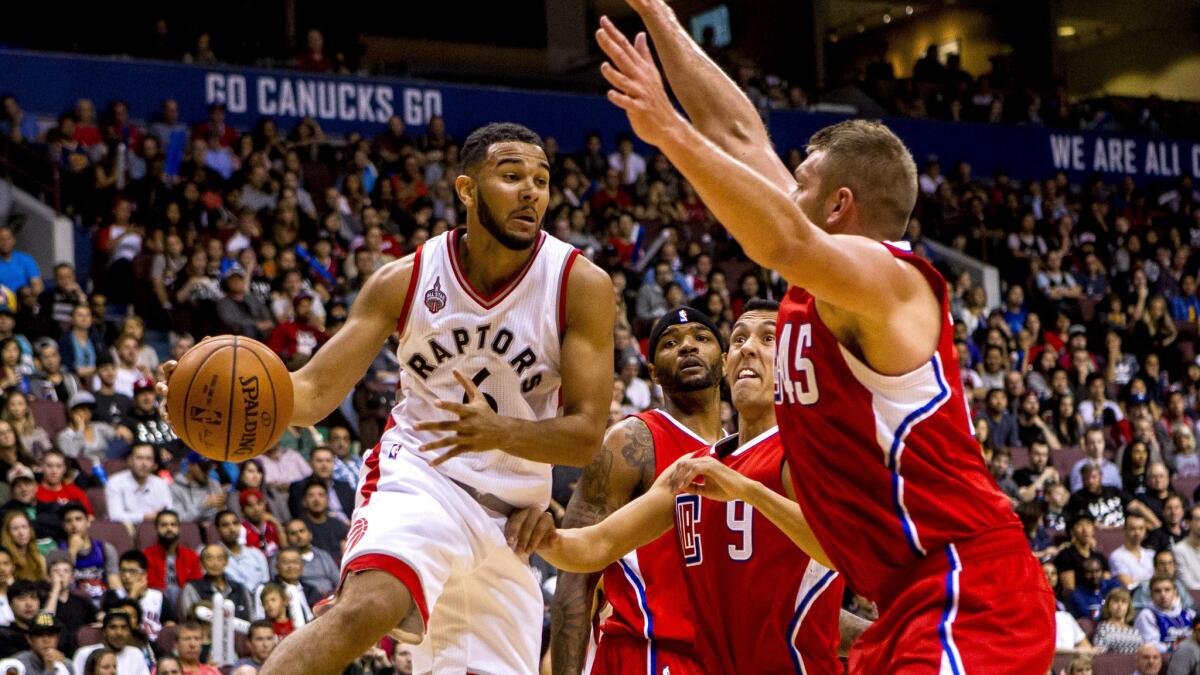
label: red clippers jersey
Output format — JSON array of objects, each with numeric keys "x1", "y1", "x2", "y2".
[
  {"x1": 775, "y1": 243, "x2": 1022, "y2": 605},
  {"x1": 598, "y1": 410, "x2": 707, "y2": 656},
  {"x1": 674, "y1": 428, "x2": 843, "y2": 675}
]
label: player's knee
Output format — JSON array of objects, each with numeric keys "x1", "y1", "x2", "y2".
[{"x1": 335, "y1": 571, "x2": 414, "y2": 631}]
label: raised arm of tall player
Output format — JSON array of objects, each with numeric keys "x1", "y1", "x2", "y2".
[
  {"x1": 596, "y1": 25, "x2": 940, "y2": 373},
  {"x1": 668, "y1": 455, "x2": 833, "y2": 569},
  {"x1": 550, "y1": 416, "x2": 658, "y2": 675},
  {"x1": 415, "y1": 259, "x2": 614, "y2": 467},
  {"x1": 158, "y1": 256, "x2": 415, "y2": 427},
  {"x1": 605, "y1": 3, "x2": 794, "y2": 192}
]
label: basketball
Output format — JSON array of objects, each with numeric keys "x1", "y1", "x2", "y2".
[{"x1": 166, "y1": 336, "x2": 294, "y2": 462}]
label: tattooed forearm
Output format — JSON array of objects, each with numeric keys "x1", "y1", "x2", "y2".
[{"x1": 551, "y1": 418, "x2": 654, "y2": 675}]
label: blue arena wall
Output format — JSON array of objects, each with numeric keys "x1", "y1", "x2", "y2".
[{"x1": 3, "y1": 48, "x2": 1200, "y2": 185}]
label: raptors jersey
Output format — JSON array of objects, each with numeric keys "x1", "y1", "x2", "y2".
[
  {"x1": 775, "y1": 242, "x2": 1022, "y2": 605},
  {"x1": 366, "y1": 228, "x2": 580, "y2": 510},
  {"x1": 674, "y1": 429, "x2": 843, "y2": 675},
  {"x1": 597, "y1": 410, "x2": 706, "y2": 665}
]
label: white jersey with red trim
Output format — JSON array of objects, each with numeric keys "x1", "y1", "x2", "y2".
[{"x1": 365, "y1": 228, "x2": 581, "y2": 510}]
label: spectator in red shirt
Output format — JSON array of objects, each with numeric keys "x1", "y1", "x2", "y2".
[
  {"x1": 266, "y1": 292, "x2": 329, "y2": 369},
  {"x1": 591, "y1": 168, "x2": 632, "y2": 213},
  {"x1": 238, "y1": 488, "x2": 280, "y2": 558},
  {"x1": 142, "y1": 510, "x2": 202, "y2": 601},
  {"x1": 73, "y1": 99, "x2": 102, "y2": 147},
  {"x1": 191, "y1": 103, "x2": 237, "y2": 148},
  {"x1": 34, "y1": 449, "x2": 92, "y2": 515},
  {"x1": 296, "y1": 29, "x2": 332, "y2": 72}
]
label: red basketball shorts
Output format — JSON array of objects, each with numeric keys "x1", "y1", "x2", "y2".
[{"x1": 848, "y1": 535, "x2": 1055, "y2": 674}]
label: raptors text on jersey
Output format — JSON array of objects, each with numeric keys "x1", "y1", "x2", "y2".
[{"x1": 361, "y1": 228, "x2": 581, "y2": 510}]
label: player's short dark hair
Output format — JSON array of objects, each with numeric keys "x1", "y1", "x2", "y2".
[
  {"x1": 742, "y1": 298, "x2": 780, "y2": 313},
  {"x1": 119, "y1": 550, "x2": 148, "y2": 570},
  {"x1": 460, "y1": 123, "x2": 544, "y2": 175}
]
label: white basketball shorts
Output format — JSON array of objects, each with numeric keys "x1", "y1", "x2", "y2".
[{"x1": 338, "y1": 448, "x2": 542, "y2": 675}]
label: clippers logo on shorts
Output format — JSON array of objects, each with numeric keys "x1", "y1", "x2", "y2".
[
  {"x1": 424, "y1": 277, "x2": 447, "y2": 314},
  {"x1": 346, "y1": 517, "x2": 368, "y2": 553},
  {"x1": 675, "y1": 494, "x2": 702, "y2": 566}
]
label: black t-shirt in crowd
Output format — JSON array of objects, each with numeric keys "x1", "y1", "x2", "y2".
[
  {"x1": 302, "y1": 514, "x2": 349, "y2": 565},
  {"x1": 94, "y1": 391, "x2": 133, "y2": 425},
  {"x1": 1054, "y1": 544, "x2": 1109, "y2": 579},
  {"x1": 1145, "y1": 525, "x2": 1189, "y2": 552},
  {"x1": 1067, "y1": 486, "x2": 1131, "y2": 528}
]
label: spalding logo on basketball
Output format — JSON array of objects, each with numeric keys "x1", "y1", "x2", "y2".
[
  {"x1": 425, "y1": 276, "x2": 447, "y2": 314},
  {"x1": 167, "y1": 336, "x2": 294, "y2": 462}
]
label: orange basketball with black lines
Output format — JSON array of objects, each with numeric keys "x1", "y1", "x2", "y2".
[{"x1": 166, "y1": 336, "x2": 294, "y2": 462}]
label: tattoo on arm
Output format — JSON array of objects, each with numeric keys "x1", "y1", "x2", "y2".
[
  {"x1": 620, "y1": 418, "x2": 655, "y2": 492},
  {"x1": 551, "y1": 419, "x2": 654, "y2": 675}
]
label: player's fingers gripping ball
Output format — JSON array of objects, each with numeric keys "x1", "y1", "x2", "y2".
[{"x1": 166, "y1": 336, "x2": 293, "y2": 461}]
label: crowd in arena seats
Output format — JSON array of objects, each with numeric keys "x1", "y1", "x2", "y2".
[{"x1": 3, "y1": 73, "x2": 1200, "y2": 672}]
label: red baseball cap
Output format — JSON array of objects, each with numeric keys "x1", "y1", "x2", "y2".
[{"x1": 239, "y1": 487, "x2": 264, "y2": 507}]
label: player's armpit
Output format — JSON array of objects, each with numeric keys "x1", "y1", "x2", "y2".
[
  {"x1": 288, "y1": 255, "x2": 413, "y2": 426},
  {"x1": 838, "y1": 610, "x2": 872, "y2": 657}
]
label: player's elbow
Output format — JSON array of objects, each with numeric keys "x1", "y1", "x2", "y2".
[{"x1": 559, "y1": 420, "x2": 606, "y2": 468}]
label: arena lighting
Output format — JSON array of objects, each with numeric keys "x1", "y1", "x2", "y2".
[
  {"x1": 883, "y1": 13, "x2": 892, "y2": 23},
  {"x1": 1057, "y1": 25, "x2": 1077, "y2": 37},
  {"x1": 905, "y1": 5, "x2": 914, "y2": 15},
  {"x1": 856, "y1": 22, "x2": 866, "y2": 33}
]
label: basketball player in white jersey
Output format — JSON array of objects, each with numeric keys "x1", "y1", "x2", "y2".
[{"x1": 162, "y1": 123, "x2": 615, "y2": 675}]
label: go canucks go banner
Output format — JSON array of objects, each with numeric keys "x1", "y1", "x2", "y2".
[{"x1": 2, "y1": 48, "x2": 1198, "y2": 185}]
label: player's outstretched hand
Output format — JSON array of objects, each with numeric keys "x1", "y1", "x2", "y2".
[
  {"x1": 415, "y1": 369, "x2": 514, "y2": 467},
  {"x1": 595, "y1": 15, "x2": 686, "y2": 148},
  {"x1": 668, "y1": 456, "x2": 754, "y2": 502},
  {"x1": 504, "y1": 506, "x2": 557, "y2": 556},
  {"x1": 156, "y1": 360, "x2": 178, "y2": 422}
]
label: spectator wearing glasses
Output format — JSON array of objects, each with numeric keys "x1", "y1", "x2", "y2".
[
  {"x1": 101, "y1": 551, "x2": 173, "y2": 641},
  {"x1": 1132, "y1": 549, "x2": 1195, "y2": 613}
]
